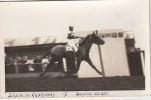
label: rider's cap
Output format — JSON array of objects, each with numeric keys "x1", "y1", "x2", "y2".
[{"x1": 69, "y1": 26, "x2": 74, "y2": 31}]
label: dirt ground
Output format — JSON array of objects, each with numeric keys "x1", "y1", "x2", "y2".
[{"x1": 6, "y1": 75, "x2": 145, "y2": 92}]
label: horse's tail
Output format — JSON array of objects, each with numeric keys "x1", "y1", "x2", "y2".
[{"x1": 43, "y1": 48, "x2": 52, "y2": 59}]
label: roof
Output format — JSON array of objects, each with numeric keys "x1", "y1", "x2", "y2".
[{"x1": 5, "y1": 36, "x2": 67, "y2": 47}]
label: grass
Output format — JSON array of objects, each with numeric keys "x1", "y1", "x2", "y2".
[{"x1": 6, "y1": 76, "x2": 145, "y2": 92}]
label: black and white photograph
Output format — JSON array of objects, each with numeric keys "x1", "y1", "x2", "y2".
[{"x1": 0, "y1": 0, "x2": 150, "y2": 98}]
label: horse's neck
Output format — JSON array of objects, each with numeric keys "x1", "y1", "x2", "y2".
[{"x1": 82, "y1": 39, "x2": 92, "y2": 52}]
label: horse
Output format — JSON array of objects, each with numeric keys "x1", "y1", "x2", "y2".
[{"x1": 40, "y1": 32, "x2": 105, "y2": 76}]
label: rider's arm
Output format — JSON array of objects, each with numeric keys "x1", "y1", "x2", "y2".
[
  {"x1": 73, "y1": 36, "x2": 79, "y2": 39},
  {"x1": 67, "y1": 33, "x2": 73, "y2": 39},
  {"x1": 67, "y1": 33, "x2": 81, "y2": 39}
]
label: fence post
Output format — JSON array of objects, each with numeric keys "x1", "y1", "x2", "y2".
[
  {"x1": 14, "y1": 63, "x2": 19, "y2": 74},
  {"x1": 96, "y1": 30, "x2": 105, "y2": 77}
]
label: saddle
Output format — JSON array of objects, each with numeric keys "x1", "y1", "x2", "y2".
[{"x1": 65, "y1": 43, "x2": 79, "y2": 52}]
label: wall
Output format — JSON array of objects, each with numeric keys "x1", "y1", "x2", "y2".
[
  {"x1": 101, "y1": 38, "x2": 130, "y2": 77},
  {"x1": 77, "y1": 29, "x2": 130, "y2": 77}
]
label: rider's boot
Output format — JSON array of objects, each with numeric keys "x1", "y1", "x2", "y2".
[{"x1": 74, "y1": 52, "x2": 79, "y2": 61}]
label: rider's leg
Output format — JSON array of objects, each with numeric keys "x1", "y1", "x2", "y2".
[
  {"x1": 68, "y1": 40, "x2": 79, "y2": 60},
  {"x1": 73, "y1": 46, "x2": 79, "y2": 61}
]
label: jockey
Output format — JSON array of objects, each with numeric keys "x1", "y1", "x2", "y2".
[{"x1": 67, "y1": 26, "x2": 80, "y2": 60}]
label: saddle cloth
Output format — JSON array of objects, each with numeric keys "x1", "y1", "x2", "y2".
[
  {"x1": 65, "y1": 45, "x2": 76, "y2": 51},
  {"x1": 65, "y1": 43, "x2": 79, "y2": 51}
]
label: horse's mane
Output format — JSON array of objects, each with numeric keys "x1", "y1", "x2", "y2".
[{"x1": 79, "y1": 34, "x2": 91, "y2": 46}]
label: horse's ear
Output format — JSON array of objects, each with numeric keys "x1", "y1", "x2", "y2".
[{"x1": 93, "y1": 31, "x2": 95, "y2": 34}]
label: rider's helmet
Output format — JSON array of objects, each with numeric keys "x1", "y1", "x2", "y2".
[{"x1": 69, "y1": 26, "x2": 74, "y2": 31}]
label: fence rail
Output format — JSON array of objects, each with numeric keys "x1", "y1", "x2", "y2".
[{"x1": 5, "y1": 62, "x2": 59, "y2": 74}]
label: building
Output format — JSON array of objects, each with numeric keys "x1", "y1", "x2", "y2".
[{"x1": 5, "y1": 36, "x2": 67, "y2": 74}]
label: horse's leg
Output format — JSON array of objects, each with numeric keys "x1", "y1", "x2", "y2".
[
  {"x1": 39, "y1": 59, "x2": 55, "y2": 76},
  {"x1": 57, "y1": 58, "x2": 72, "y2": 76},
  {"x1": 57, "y1": 58, "x2": 65, "y2": 73},
  {"x1": 85, "y1": 57, "x2": 102, "y2": 75},
  {"x1": 74, "y1": 61, "x2": 81, "y2": 73}
]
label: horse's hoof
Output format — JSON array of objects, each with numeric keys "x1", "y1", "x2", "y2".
[
  {"x1": 39, "y1": 73, "x2": 44, "y2": 77},
  {"x1": 99, "y1": 72, "x2": 103, "y2": 75},
  {"x1": 64, "y1": 72, "x2": 71, "y2": 76}
]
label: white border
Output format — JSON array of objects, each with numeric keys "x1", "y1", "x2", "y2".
[{"x1": 0, "y1": 0, "x2": 150, "y2": 99}]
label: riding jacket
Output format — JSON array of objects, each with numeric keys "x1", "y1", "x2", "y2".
[{"x1": 67, "y1": 33, "x2": 79, "y2": 39}]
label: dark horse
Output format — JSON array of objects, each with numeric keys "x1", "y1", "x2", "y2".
[{"x1": 40, "y1": 32, "x2": 105, "y2": 76}]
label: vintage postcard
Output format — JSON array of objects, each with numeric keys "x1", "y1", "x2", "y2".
[{"x1": 0, "y1": 0, "x2": 150, "y2": 99}]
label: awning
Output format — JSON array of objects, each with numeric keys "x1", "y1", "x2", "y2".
[{"x1": 5, "y1": 36, "x2": 67, "y2": 47}]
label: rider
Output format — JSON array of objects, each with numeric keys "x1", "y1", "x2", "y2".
[{"x1": 67, "y1": 26, "x2": 80, "y2": 60}]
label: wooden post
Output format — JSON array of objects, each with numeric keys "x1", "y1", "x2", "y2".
[
  {"x1": 63, "y1": 58, "x2": 67, "y2": 72},
  {"x1": 96, "y1": 30, "x2": 105, "y2": 77},
  {"x1": 14, "y1": 63, "x2": 19, "y2": 74},
  {"x1": 140, "y1": 51, "x2": 145, "y2": 76}
]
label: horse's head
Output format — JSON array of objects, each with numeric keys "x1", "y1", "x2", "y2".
[
  {"x1": 91, "y1": 32, "x2": 105, "y2": 45},
  {"x1": 79, "y1": 32, "x2": 105, "y2": 46}
]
